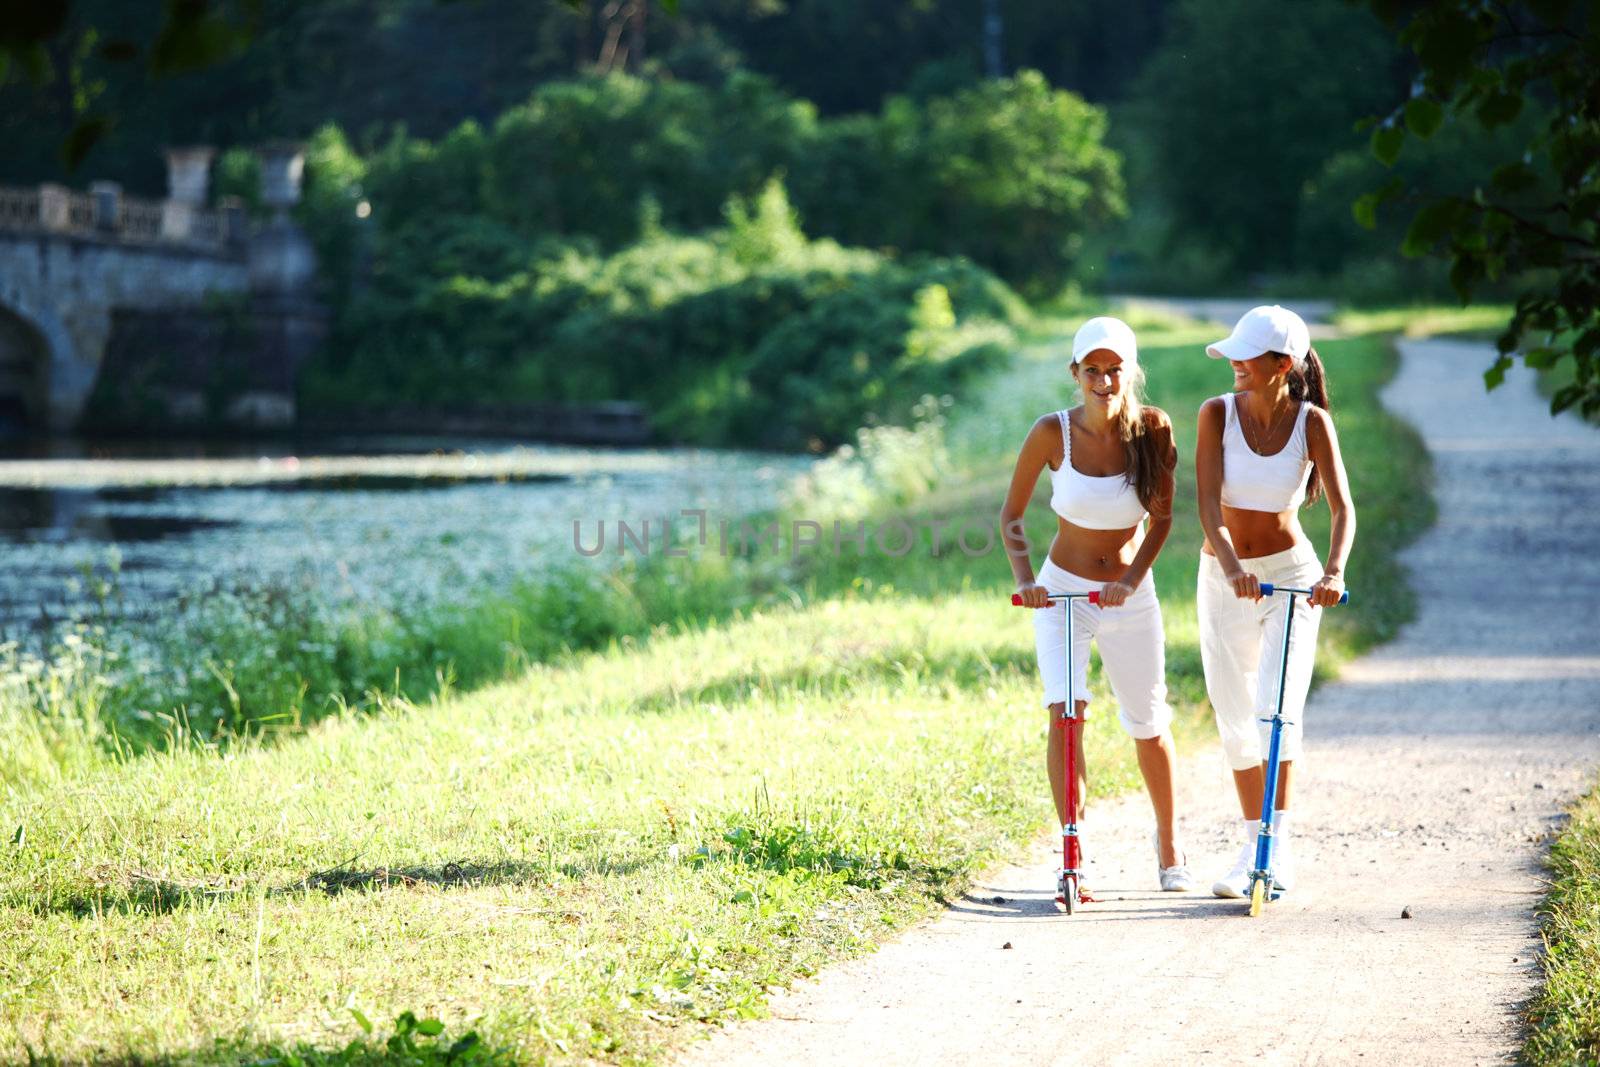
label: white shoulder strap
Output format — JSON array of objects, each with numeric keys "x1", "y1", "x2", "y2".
[{"x1": 1293, "y1": 401, "x2": 1312, "y2": 448}]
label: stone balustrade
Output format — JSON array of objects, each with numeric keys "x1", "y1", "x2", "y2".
[{"x1": 0, "y1": 182, "x2": 239, "y2": 253}]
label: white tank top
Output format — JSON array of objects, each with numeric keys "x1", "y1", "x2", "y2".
[
  {"x1": 1219, "y1": 393, "x2": 1312, "y2": 512},
  {"x1": 1048, "y1": 409, "x2": 1148, "y2": 529}
]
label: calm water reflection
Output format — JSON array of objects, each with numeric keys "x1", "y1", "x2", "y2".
[{"x1": 0, "y1": 437, "x2": 807, "y2": 631}]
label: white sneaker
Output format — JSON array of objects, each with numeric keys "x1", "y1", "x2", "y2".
[
  {"x1": 1154, "y1": 830, "x2": 1196, "y2": 892},
  {"x1": 1160, "y1": 862, "x2": 1197, "y2": 892},
  {"x1": 1211, "y1": 838, "x2": 1255, "y2": 898}
]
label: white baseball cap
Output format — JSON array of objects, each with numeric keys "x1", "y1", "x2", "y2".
[
  {"x1": 1206, "y1": 305, "x2": 1311, "y2": 362},
  {"x1": 1072, "y1": 316, "x2": 1138, "y2": 367}
]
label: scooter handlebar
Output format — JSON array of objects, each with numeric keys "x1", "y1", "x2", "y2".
[
  {"x1": 1258, "y1": 581, "x2": 1350, "y2": 604},
  {"x1": 1012, "y1": 590, "x2": 1101, "y2": 607}
]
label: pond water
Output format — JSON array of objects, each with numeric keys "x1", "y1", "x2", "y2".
[{"x1": 0, "y1": 437, "x2": 808, "y2": 633}]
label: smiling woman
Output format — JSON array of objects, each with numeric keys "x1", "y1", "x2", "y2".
[
  {"x1": 998, "y1": 316, "x2": 1193, "y2": 901},
  {"x1": 1193, "y1": 304, "x2": 1356, "y2": 899}
]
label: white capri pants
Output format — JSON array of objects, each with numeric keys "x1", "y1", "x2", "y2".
[
  {"x1": 1197, "y1": 542, "x2": 1324, "y2": 771},
  {"x1": 1032, "y1": 557, "x2": 1174, "y2": 739}
]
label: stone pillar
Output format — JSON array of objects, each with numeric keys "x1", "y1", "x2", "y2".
[
  {"x1": 257, "y1": 141, "x2": 305, "y2": 216},
  {"x1": 248, "y1": 214, "x2": 318, "y2": 298},
  {"x1": 164, "y1": 146, "x2": 215, "y2": 204},
  {"x1": 161, "y1": 145, "x2": 215, "y2": 241},
  {"x1": 90, "y1": 182, "x2": 122, "y2": 232},
  {"x1": 249, "y1": 142, "x2": 316, "y2": 296},
  {"x1": 38, "y1": 183, "x2": 70, "y2": 231},
  {"x1": 246, "y1": 141, "x2": 324, "y2": 428},
  {"x1": 219, "y1": 196, "x2": 249, "y2": 248}
]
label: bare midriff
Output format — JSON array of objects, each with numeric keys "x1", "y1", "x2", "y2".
[
  {"x1": 1048, "y1": 518, "x2": 1144, "y2": 581},
  {"x1": 1201, "y1": 505, "x2": 1306, "y2": 560}
]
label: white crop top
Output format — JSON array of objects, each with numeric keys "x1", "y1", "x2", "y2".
[
  {"x1": 1219, "y1": 393, "x2": 1312, "y2": 512},
  {"x1": 1048, "y1": 409, "x2": 1148, "y2": 529}
]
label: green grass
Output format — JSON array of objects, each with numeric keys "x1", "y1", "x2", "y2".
[
  {"x1": 1332, "y1": 302, "x2": 1514, "y2": 341},
  {"x1": 1523, "y1": 780, "x2": 1600, "y2": 1065},
  {"x1": 0, "y1": 548, "x2": 794, "y2": 793},
  {"x1": 0, "y1": 316, "x2": 1433, "y2": 1065}
]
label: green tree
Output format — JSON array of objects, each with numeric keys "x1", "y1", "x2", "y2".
[
  {"x1": 1357, "y1": 1, "x2": 1600, "y2": 417},
  {"x1": 1130, "y1": 0, "x2": 1400, "y2": 272},
  {"x1": 483, "y1": 70, "x2": 813, "y2": 247},
  {"x1": 797, "y1": 71, "x2": 1125, "y2": 294},
  {"x1": 0, "y1": 0, "x2": 266, "y2": 180},
  {"x1": 1296, "y1": 109, "x2": 1543, "y2": 299},
  {"x1": 912, "y1": 71, "x2": 1125, "y2": 293}
]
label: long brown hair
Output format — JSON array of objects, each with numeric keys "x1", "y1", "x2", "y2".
[
  {"x1": 1077, "y1": 362, "x2": 1176, "y2": 517},
  {"x1": 1279, "y1": 345, "x2": 1330, "y2": 506}
]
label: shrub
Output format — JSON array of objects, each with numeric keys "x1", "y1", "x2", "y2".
[
  {"x1": 795, "y1": 72, "x2": 1125, "y2": 293},
  {"x1": 483, "y1": 71, "x2": 815, "y2": 248},
  {"x1": 303, "y1": 180, "x2": 1022, "y2": 451}
]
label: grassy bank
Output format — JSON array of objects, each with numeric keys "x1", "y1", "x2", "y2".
[
  {"x1": 0, "y1": 316, "x2": 1432, "y2": 1064},
  {"x1": 1331, "y1": 302, "x2": 1512, "y2": 341},
  {"x1": 0, "y1": 548, "x2": 792, "y2": 792},
  {"x1": 1523, "y1": 780, "x2": 1600, "y2": 1065}
]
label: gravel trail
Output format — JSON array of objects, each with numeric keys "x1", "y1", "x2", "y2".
[{"x1": 675, "y1": 339, "x2": 1600, "y2": 1066}]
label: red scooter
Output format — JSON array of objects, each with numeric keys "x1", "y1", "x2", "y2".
[{"x1": 1013, "y1": 588, "x2": 1100, "y2": 913}]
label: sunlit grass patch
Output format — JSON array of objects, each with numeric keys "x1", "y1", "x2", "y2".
[
  {"x1": 0, "y1": 313, "x2": 1434, "y2": 1064},
  {"x1": 1332, "y1": 302, "x2": 1513, "y2": 340},
  {"x1": 1523, "y1": 780, "x2": 1600, "y2": 1066},
  {"x1": 0, "y1": 593, "x2": 1155, "y2": 1063}
]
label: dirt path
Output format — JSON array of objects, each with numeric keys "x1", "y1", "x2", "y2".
[{"x1": 675, "y1": 339, "x2": 1600, "y2": 1066}]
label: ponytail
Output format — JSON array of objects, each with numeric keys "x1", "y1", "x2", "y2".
[{"x1": 1286, "y1": 346, "x2": 1330, "y2": 505}]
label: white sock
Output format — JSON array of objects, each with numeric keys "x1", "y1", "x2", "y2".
[
  {"x1": 1230, "y1": 820, "x2": 1261, "y2": 873},
  {"x1": 1273, "y1": 810, "x2": 1291, "y2": 839}
]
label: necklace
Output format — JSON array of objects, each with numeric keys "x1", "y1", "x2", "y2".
[{"x1": 1239, "y1": 394, "x2": 1295, "y2": 454}]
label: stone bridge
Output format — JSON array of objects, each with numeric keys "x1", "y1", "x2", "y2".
[{"x1": 0, "y1": 145, "x2": 322, "y2": 434}]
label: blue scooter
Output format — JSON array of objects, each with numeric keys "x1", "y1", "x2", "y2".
[{"x1": 1247, "y1": 581, "x2": 1349, "y2": 916}]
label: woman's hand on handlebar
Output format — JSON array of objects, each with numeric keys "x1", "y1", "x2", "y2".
[
  {"x1": 1227, "y1": 570, "x2": 1262, "y2": 601},
  {"x1": 1098, "y1": 579, "x2": 1135, "y2": 608},
  {"x1": 1309, "y1": 574, "x2": 1346, "y2": 608},
  {"x1": 1015, "y1": 581, "x2": 1050, "y2": 608}
]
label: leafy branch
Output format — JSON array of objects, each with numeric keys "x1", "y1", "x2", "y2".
[
  {"x1": 0, "y1": 0, "x2": 263, "y2": 167},
  {"x1": 1359, "y1": 0, "x2": 1600, "y2": 418}
]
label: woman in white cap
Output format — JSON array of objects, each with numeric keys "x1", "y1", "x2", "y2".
[
  {"x1": 1194, "y1": 305, "x2": 1356, "y2": 897},
  {"x1": 1001, "y1": 316, "x2": 1195, "y2": 895}
]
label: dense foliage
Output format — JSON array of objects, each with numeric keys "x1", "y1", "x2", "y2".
[
  {"x1": 796, "y1": 71, "x2": 1124, "y2": 293},
  {"x1": 279, "y1": 68, "x2": 1124, "y2": 450},
  {"x1": 0, "y1": 0, "x2": 1169, "y2": 182},
  {"x1": 4, "y1": 0, "x2": 1527, "y2": 305},
  {"x1": 1118, "y1": 0, "x2": 1403, "y2": 279},
  {"x1": 305, "y1": 162, "x2": 1023, "y2": 450},
  {"x1": 8, "y1": 0, "x2": 1589, "y2": 412},
  {"x1": 302, "y1": 69, "x2": 1122, "y2": 291},
  {"x1": 1356, "y1": 0, "x2": 1600, "y2": 417}
]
